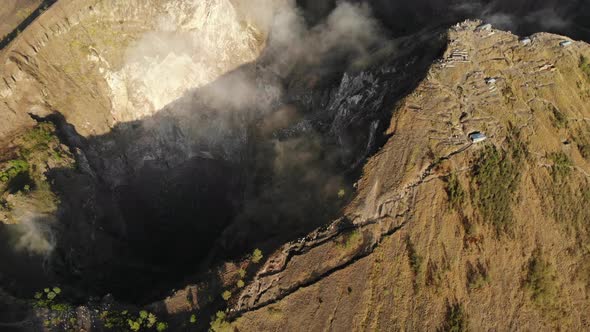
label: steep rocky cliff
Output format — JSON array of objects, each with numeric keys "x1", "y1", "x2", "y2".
[{"x1": 1, "y1": 0, "x2": 590, "y2": 331}]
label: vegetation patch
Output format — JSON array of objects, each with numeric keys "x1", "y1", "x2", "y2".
[
  {"x1": 534, "y1": 149, "x2": 590, "y2": 236},
  {"x1": 0, "y1": 159, "x2": 33, "y2": 194},
  {"x1": 210, "y1": 311, "x2": 232, "y2": 332},
  {"x1": 0, "y1": 123, "x2": 74, "y2": 221},
  {"x1": 128, "y1": 310, "x2": 159, "y2": 331},
  {"x1": 471, "y1": 144, "x2": 522, "y2": 234},
  {"x1": 580, "y1": 55, "x2": 590, "y2": 81},
  {"x1": 467, "y1": 261, "x2": 490, "y2": 291},
  {"x1": 99, "y1": 308, "x2": 164, "y2": 331},
  {"x1": 525, "y1": 252, "x2": 557, "y2": 307},
  {"x1": 551, "y1": 107, "x2": 568, "y2": 129},
  {"x1": 550, "y1": 179, "x2": 590, "y2": 234},
  {"x1": 0, "y1": 159, "x2": 29, "y2": 183},
  {"x1": 574, "y1": 126, "x2": 590, "y2": 160},
  {"x1": 221, "y1": 290, "x2": 232, "y2": 301},
  {"x1": 548, "y1": 152, "x2": 572, "y2": 181},
  {"x1": 33, "y1": 287, "x2": 78, "y2": 331},
  {"x1": 425, "y1": 259, "x2": 448, "y2": 289},
  {"x1": 406, "y1": 236, "x2": 423, "y2": 288},
  {"x1": 340, "y1": 229, "x2": 362, "y2": 249},
  {"x1": 445, "y1": 172, "x2": 465, "y2": 210},
  {"x1": 442, "y1": 303, "x2": 468, "y2": 332},
  {"x1": 251, "y1": 248, "x2": 263, "y2": 264}
]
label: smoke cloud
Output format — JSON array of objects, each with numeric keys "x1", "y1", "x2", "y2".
[
  {"x1": 107, "y1": 0, "x2": 383, "y2": 118},
  {"x1": 104, "y1": 0, "x2": 266, "y2": 123},
  {"x1": 451, "y1": 1, "x2": 572, "y2": 33},
  {"x1": 10, "y1": 212, "x2": 55, "y2": 256}
]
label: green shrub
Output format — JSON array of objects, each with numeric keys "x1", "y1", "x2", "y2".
[
  {"x1": 47, "y1": 291, "x2": 56, "y2": 300},
  {"x1": 210, "y1": 311, "x2": 232, "y2": 332},
  {"x1": 34, "y1": 286, "x2": 64, "y2": 309},
  {"x1": 102, "y1": 309, "x2": 158, "y2": 331},
  {"x1": 548, "y1": 152, "x2": 572, "y2": 181},
  {"x1": 0, "y1": 160, "x2": 29, "y2": 183},
  {"x1": 156, "y1": 322, "x2": 168, "y2": 331},
  {"x1": 128, "y1": 319, "x2": 141, "y2": 331},
  {"x1": 100, "y1": 310, "x2": 128, "y2": 329},
  {"x1": 340, "y1": 229, "x2": 362, "y2": 249},
  {"x1": 32, "y1": 287, "x2": 77, "y2": 330},
  {"x1": 409, "y1": 247, "x2": 422, "y2": 276},
  {"x1": 221, "y1": 290, "x2": 232, "y2": 301},
  {"x1": 21, "y1": 123, "x2": 56, "y2": 156},
  {"x1": 251, "y1": 249, "x2": 263, "y2": 263}
]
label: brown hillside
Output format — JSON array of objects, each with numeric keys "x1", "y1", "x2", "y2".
[{"x1": 227, "y1": 21, "x2": 590, "y2": 331}]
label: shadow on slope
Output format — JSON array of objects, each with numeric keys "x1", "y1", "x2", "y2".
[{"x1": 32, "y1": 26, "x2": 448, "y2": 305}]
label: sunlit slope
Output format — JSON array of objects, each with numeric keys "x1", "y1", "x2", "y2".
[{"x1": 230, "y1": 21, "x2": 590, "y2": 331}]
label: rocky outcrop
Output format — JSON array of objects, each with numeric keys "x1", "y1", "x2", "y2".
[{"x1": 0, "y1": 0, "x2": 267, "y2": 140}]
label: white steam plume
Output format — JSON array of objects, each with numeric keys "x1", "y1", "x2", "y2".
[{"x1": 11, "y1": 212, "x2": 56, "y2": 256}]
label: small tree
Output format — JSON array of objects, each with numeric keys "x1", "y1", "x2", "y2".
[
  {"x1": 156, "y1": 322, "x2": 168, "y2": 331},
  {"x1": 221, "y1": 290, "x2": 232, "y2": 301},
  {"x1": 210, "y1": 311, "x2": 232, "y2": 332},
  {"x1": 251, "y1": 249, "x2": 263, "y2": 263}
]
